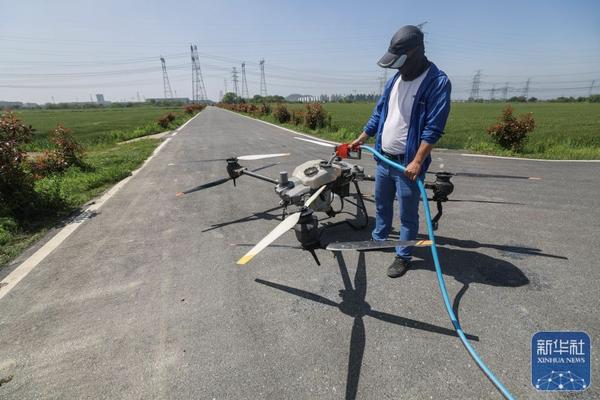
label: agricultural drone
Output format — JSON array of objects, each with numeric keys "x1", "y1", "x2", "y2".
[{"x1": 176, "y1": 136, "x2": 539, "y2": 265}]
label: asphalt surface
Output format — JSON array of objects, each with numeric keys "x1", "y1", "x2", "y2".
[{"x1": 1, "y1": 106, "x2": 598, "y2": 399}]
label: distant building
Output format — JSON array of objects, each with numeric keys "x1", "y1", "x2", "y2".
[
  {"x1": 146, "y1": 97, "x2": 191, "y2": 104},
  {"x1": 96, "y1": 94, "x2": 105, "y2": 103},
  {"x1": 0, "y1": 100, "x2": 23, "y2": 108}
]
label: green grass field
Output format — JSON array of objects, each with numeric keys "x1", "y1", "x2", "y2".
[
  {"x1": 272, "y1": 102, "x2": 600, "y2": 160},
  {"x1": 17, "y1": 106, "x2": 181, "y2": 149}
]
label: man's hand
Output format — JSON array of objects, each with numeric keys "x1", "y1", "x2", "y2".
[
  {"x1": 351, "y1": 132, "x2": 369, "y2": 148},
  {"x1": 405, "y1": 142, "x2": 434, "y2": 181},
  {"x1": 404, "y1": 160, "x2": 422, "y2": 181}
]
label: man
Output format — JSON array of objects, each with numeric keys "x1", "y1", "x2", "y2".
[{"x1": 351, "y1": 25, "x2": 451, "y2": 278}]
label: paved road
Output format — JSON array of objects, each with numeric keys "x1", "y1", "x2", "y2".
[{"x1": 1, "y1": 107, "x2": 598, "y2": 399}]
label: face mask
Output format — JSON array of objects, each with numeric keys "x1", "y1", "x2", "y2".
[
  {"x1": 398, "y1": 46, "x2": 429, "y2": 81},
  {"x1": 389, "y1": 54, "x2": 407, "y2": 69}
]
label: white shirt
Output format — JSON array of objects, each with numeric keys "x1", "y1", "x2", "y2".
[{"x1": 381, "y1": 68, "x2": 429, "y2": 155}]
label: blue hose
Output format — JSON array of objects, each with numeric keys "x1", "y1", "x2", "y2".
[{"x1": 361, "y1": 145, "x2": 515, "y2": 400}]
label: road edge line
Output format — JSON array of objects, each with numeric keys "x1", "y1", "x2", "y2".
[{"x1": 460, "y1": 153, "x2": 600, "y2": 162}]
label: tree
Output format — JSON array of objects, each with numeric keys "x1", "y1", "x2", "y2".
[{"x1": 222, "y1": 92, "x2": 242, "y2": 104}]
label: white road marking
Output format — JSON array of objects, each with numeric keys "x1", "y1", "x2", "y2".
[
  {"x1": 293, "y1": 136, "x2": 336, "y2": 148},
  {"x1": 0, "y1": 112, "x2": 202, "y2": 301},
  {"x1": 218, "y1": 107, "x2": 340, "y2": 145},
  {"x1": 460, "y1": 153, "x2": 600, "y2": 162}
]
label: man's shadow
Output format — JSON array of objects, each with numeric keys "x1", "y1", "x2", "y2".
[
  {"x1": 409, "y1": 235, "x2": 567, "y2": 319},
  {"x1": 255, "y1": 252, "x2": 479, "y2": 400}
]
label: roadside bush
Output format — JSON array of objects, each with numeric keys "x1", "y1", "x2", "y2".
[
  {"x1": 50, "y1": 125, "x2": 85, "y2": 169},
  {"x1": 291, "y1": 111, "x2": 304, "y2": 125},
  {"x1": 0, "y1": 112, "x2": 36, "y2": 214},
  {"x1": 246, "y1": 104, "x2": 258, "y2": 114},
  {"x1": 183, "y1": 103, "x2": 206, "y2": 114},
  {"x1": 303, "y1": 103, "x2": 327, "y2": 130},
  {"x1": 158, "y1": 112, "x2": 177, "y2": 128},
  {"x1": 486, "y1": 105, "x2": 535, "y2": 152},
  {"x1": 0, "y1": 217, "x2": 18, "y2": 245},
  {"x1": 272, "y1": 104, "x2": 291, "y2": 123},
  {"x1": 258, "y1": 103, "x2": 271, "y2": 116},
  {"x1": 30, "y1": 125, "x2": 85, "y2": 177}
]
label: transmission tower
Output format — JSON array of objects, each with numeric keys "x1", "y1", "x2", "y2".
[
  {"x1": 522, "y1": 78, "x2": 531, "y2": 98},
  {"x1": 259, "y1": 59, "x2": 268, "y2": 97},
  {"x1": 160, "y1": 56, "x2": 174, "y2": 99},
  {"x1": 469, "y1": 70, "x2": 481, "y2": 100},
  {"x1": 490, "y1": 84, "x2": 496, "y2": 100},
  {"x1": 223, "y1": 78, "x2": 228, "y2": 94},
  {"x1": 501, "y1": 82, "x2": 509, "y2": 100},
  {"x1": 190, "y1": 45, "x2": 207, "y2": 102},
  {"x1": 589, "y1": 80, "x2": 596, "y2": 97},
  {"x1": 193, "y1": 46, "x2": 207, "y2": 101},
  {"x1": 240, "y1": 62, "x2": 250, "y2": 99},
  {"x1": 190, "y1": 46, "x2": 197, "y2": 102},
  {"x1": 378, "y1": 69, "x2": 388, "y2": 95},
  {"x1": 232, "y1": 67, "x2": 239, "y2": 96}
]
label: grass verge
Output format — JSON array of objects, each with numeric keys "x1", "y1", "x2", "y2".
[
  {"x1": 1, "y1": 140, "x2": 159, "y2": 268},
  {"x1": 230, "y1": 102, "x2": 600, "y2": 160},
  {"x1": 1, "y1": 108, "x2": 200, "y2": 270}
]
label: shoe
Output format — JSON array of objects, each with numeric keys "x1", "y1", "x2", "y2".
[{"x1": 387, "y1": 257, "x2": 410, "y2": 278}]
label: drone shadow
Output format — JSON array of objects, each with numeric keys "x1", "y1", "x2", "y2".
[{"x1": 255, "y1": 252, "x2": 478, "y2": 400}]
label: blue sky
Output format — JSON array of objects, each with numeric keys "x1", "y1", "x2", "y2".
[{"x1": 1, "y1": 0, "x2": 599, "y2": 102}]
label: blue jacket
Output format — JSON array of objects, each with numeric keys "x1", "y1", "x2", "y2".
[{"x1": 363, "y1": 62, "x2": 451, "y2": 175}]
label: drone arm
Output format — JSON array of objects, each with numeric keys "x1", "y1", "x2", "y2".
[{"x1": 239, "y1": 169, "x2": 279, "y2": 185}]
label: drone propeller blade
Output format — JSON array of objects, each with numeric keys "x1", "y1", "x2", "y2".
[
  {"x1": 237, "y1": 153, "x2": 290, "y2": 161},
  {"x1": 326, "y1": 239, "x2": 432, "y2": 251},
  {"x1": 305, "y1": 185, "x2": 327, "y2": 208},
  {"x1": 236, "y1": 185, "x2": 327, "y2": 265},
  {"x1": 237, "y1": 212, "x2": 302, "y2": 265},
  {"x1": 454, "y1": 172, "x2": 541, "y2": 180},
  {"x1": 175, "y1": 177, "x2": 231, "y2": 197},
  {"x1": 293, "y1": 136, "x2": 337, "y2": 148},
  {"x1": 179, "y1": 154, "x2": 289, "y2": 163}
]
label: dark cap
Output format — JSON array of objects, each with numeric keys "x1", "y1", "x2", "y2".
[{"x1": 377, "y1": 25, "x2": 424, "y2": 68}]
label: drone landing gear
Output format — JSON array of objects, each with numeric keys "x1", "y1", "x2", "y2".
[
  {"x1": 304, "y1": 246, "x2": 321, "y2": 266},
  {"x1": 431, "y1": 200, "x2": 443, "y2": 231},
  {"x1": 322, "y1": 180, "x2": 369, "y2": 231},
  {"x1": 295, "y1": 209, "x2": 322, "y2": 266}
]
